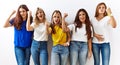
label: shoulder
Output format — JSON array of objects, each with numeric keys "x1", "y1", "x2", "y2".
[
  {"x1": 90, "y1": 17, "x2": 97, "y2": 24},
  {"x1": 104, "y1": 16, "x2": 110, "y2": 20},
  {"x1": 90, "y1": 17, "x2": 96, "y2": 21}
]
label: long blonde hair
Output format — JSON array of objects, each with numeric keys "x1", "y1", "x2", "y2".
[
  {"x1": 50, "y1": 10, "x2": 62, "y2": 34},
  {"x1": 33, "y1": 7, "x2": 46, "y2": 26}
]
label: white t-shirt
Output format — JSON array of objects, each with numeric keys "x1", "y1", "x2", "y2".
[
  {"x1": 91, "y1": 16, "x2": 112, "y2": 43},
  {"x1": 68, "y1": 24, "x2": 88, "y2": 42},
  {"x1": 31, "y1": 22, "x2": 48, "y2": 41}
]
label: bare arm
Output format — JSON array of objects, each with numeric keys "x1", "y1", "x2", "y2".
[
  {"x1": 107, "y1": 8, "x2": 117, "y2": 28},
  {"x1": 3, "y1": 10, "x2": 16, "y2": 28},
  {"x1": 26, "y1": 11, "x2": 34, "y2": 31},
  {"x1": 87, "y1": 38, "x2": 92, "y2": 59},
  {"x1": 45, "y1": 21, "x2": 51, "y2": 34},
  {"x1": 62, "y1": 31, "x2": 71, "y2": 46},
  {"x1": 91, "y1": 24, "x2": 104, "y2": 42},
  {"x1": 62, "y1": 13, "x2": 69, "y2": 32}
]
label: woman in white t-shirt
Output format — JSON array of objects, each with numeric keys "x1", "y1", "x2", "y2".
[
  {"x1": 26, "y1": 7, "x2": 50, "y2": 65},
  {"x1": 91, "y1": 2, "x2": 117, "y2": 65},
  {"x1": 68, "y1": 8, "x2": 92, "y2": 65}
]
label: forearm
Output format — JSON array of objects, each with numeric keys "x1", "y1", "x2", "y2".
[
  {"x1": 67, "y1": 32, "x2": 71, "y2": 43},
  {"x1": 62, "y1": 18, "x2": 68, "y2": 32},
  {"x1": 3, "y1": 13, "x2": 13, "y2": 28},
  {"x1": 26, "y1": 13, "x2": 33, "y2": 31},
  {"x1": 110, "y1": 16, "x2": 117, "y2": 28},
  {"x1": 88, "y1": 39, "x2": 92, "y2": 52},
  {"x1": 46, "y1": 22, "x2": 51, "y2": 34},
  {"x1": 62, "y1": 13, "x2": 69, "y2": 32}
]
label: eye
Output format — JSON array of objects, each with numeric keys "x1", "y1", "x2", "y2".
[
  {"x1": 53, "y1": 16, "x2": 56, "y2": 18},
  {"x1": 99, "y1": 6, "x2": 101, "y2": 9},
  {"x1": 57, "y1": 16, "x2": 59, "y2": 18}
]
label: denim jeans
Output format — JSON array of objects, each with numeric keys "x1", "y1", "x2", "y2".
[
  {"x1": 70, "y1": 41, "x2": 88, "y2": 65},
  {"x1": 31, "y1": 40, "x2": 48, "y2": 65},
  {"x1": 14, "y1": 46, "x2": 31, "y2": 65},
  {"x1": 92, "y1": 43, "x2": 110, "y2": 65},
  {"x1": 51, "y1": 45, "x2": 69, "y2": 65}
]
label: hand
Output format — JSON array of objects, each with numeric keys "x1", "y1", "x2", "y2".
[
  {"x1": 106, "y1": 8, "x2": 112, "y2": 16},
  {"x1": 88, "y1": 51, "x2": 92, "y2": 59},
  {"x1": 94, "y1": 34, "x2": 104, "y2": 42},
  {"x1": 63, "y1": 13, "x2": 68, "y2": 18},
  {"x1": 63, "y1": 42, "x2": 70, "y2": 46}
]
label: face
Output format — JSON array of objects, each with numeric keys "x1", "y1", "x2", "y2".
[
  {"x1": 79, "y1": 11, "x2": 86, "y2": 23},
  {"x1": 19, "y1": 8, "x2": 27, "y2": 19},
  {"x1": 98, "y1": 4, "x2": 106, "y2": 14},
  {"x1": 37, "y1": 10, "x2": 44, "y2": 21},
  {"x1": 52, "y1": 12, "x2": 61, "y2": 25}
]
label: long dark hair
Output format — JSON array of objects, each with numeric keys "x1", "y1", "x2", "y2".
[
  {"x1": 95, "y1": 2, "x2": 107, "y2": 17},
  {"x1": 74, "y1": 8, "x2": 92, "y2": 40},
  {"x1": 50, "y1": 10, "x2": 62, "y2": 34},
  {"x1": 13, "y1": 4, "x2": 32, "y2": 30}
]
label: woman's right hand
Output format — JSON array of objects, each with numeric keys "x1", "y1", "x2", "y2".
[
  {"x1": 63, "y1": 42, "x2": 70, "y2": 46},
  {"x1": 106, "y1": 8, "x2": 112, "y2": 16}
]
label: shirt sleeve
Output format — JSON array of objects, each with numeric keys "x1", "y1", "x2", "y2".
[
  {"x1": 9, "y1": 18, "x2": 14, "y2": 26},
  {"x1": 68, "y1": 24, "x2": 74, "y2": 31}
]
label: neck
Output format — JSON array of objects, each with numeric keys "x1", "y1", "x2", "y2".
[
  {"x1": 23, "y1": 17, "x2": 26, "y2": 21},
  {"x1": 98, "y1": 14, "x2": 104, "y2": 18}
]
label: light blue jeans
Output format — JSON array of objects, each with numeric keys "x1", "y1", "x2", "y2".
[
  {"x1": 70, "y1": 41, "x2": 88, "y2": 65},
  {"x1": 15, "y1": 46, "x2": 31, "y2": 65},
  {"x1": 31, "y1": 40, "x2": 48, "y2": 65},
  {"x1": 92, "y1": 43, "x2": 110, "y2": 65},
  {"x1": 51, "y1": 45, "x2": 69, "y2": 65}
]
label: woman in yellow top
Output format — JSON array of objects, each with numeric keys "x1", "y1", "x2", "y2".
[{"x1": 49, "y1": 10, "x2": 70, "y2": 65}]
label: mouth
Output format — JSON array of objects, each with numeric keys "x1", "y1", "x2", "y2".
[
  {"x1": 39, "y1": 15, "x2": 43, "y2": 18},
  {"x1": 54, "y1": 20, "x2": 59, "y2": 24},
  {"x1": 38, "y1": 15, "x2": 43, "y2": 19}
]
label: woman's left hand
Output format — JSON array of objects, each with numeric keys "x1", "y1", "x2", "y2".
[
  {"x1": 88, "y1": 51, "x2": 92, "y2": 59},
  {"x1": 106, "y1": 8, "x2": 112, "y2": 16}
]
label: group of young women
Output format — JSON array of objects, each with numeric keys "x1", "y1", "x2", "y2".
[{"x1": 3, "y1": 2, "x2": 116, "y2": 65}]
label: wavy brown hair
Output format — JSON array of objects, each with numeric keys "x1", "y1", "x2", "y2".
[
  {"x1": 74, "y1": 8, "x2": 92, "y2": 40},
  {"x1": 95, "y1": 2, "x2": 107, "y2": 17},
  {"x1": 50, "y1": 10, "x2": 62, "y2": 34},
  {"x1": 13, "y1": 4, "x2": 32, "y2": 30}
]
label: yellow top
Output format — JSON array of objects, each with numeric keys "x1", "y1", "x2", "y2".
[{"x1": 51, "y1": 25, "x2": 67, "y2": 46}]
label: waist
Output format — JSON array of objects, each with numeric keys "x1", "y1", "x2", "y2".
[{"x1": 33, "y1": 39, "x2": 47, "y2": 43}]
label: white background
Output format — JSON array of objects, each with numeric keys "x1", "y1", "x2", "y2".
[{"x1": 0, "y1": 0, "x2": 120, "y2": 65}]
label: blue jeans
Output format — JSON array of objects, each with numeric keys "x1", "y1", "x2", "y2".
[
  {"x1": 70, "y1": 41, "x2": 88, "y2": 65},
  {"x1": 14, "y1": 46, "x2": 31, "y2": 65},
  {"x1": 31, "y1": 40, "x2": 48, "y2": 65},
  {"x1": 51, "y1": 45, "x2": 69, "y2": 65},
  {"x1": 92, "y1": 43, "x2": 110, "y2": 65}
]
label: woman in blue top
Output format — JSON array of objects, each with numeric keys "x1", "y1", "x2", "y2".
[{"x1": 3, "y1": 4, "x2": 33, "y2": 65}]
